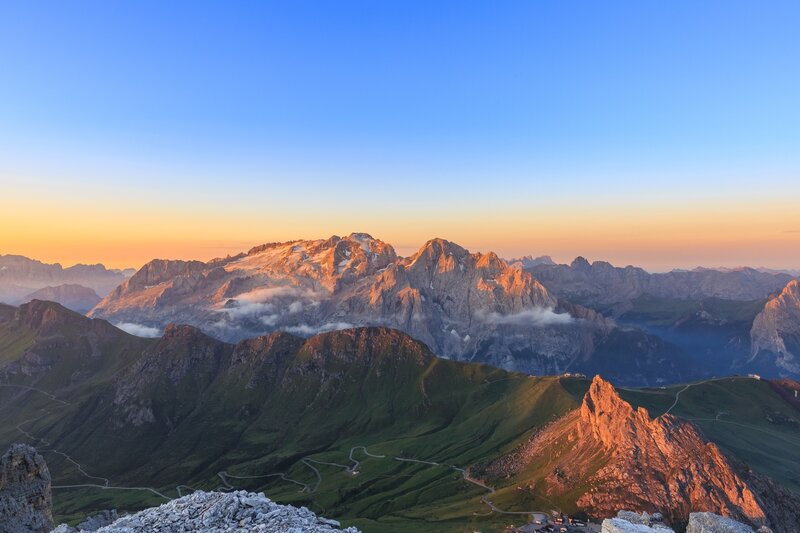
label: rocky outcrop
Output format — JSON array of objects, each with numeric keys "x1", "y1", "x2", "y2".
[
  {"x1": 51, "y1": 491, "x2": 360, "y2": 532},
  {"x1": 51, "y1": 510, "x2": 120, "y2": 532},
  {"x1": 750, "y1": 279, "x2": 800, "y2": 374},
  {"x1": 478, "y1": 376, "x2": 790, "y2": 530},
  {"x1": 89, "y1": 234, "x2": 609, "y2": 375},
  {"x1": 19, "y1": 284, "x2": 102, "y2": 314},
  {"x1": 602, "y1": 511, "x2": 762, "y2": 533},
  {"x1": 602, "y1": 518, "x2": 673, "y2": 532},
  {"x1": 601, "y1": 510, "x2": 674, "y2": 532},
  {"x1": 685, "y1": 512, "x2": 758, "y2": 533},
  {"x1": 577, "y1": 377, "x2": 766, "y2": 526},
  {"x1": 0, "y1": 444, "x2": 53, "y2": 533}
]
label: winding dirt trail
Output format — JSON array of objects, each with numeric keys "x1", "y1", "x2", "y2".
[
  {"x1": 1, "y1": 383, "x2": 170, "y2": 500},
  {"x1": 217, "y1": 470, "x2": 309, "y2": 493},
  {"x1": 662, "y1": 384, "x2": 692, "y2": 416},
  {"x1": 3, "y1": 385, "x2": 575, "y2": 522},
  {"x1": 51, "y1": 483, "x2": 170, "y2": 500}
]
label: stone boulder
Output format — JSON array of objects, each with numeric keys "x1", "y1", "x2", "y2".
[
  {"x1": 686, "y1": 512, "x2": 755, "y2": 533},
  {"x1": 602, "y1": 517, "x2": 674, "y2": 533},
  {"x1": 0, "y1": 443, "x2": 53, "y2": 533}
]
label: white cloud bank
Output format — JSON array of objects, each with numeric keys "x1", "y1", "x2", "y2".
[
  {"x1": 216, "y1": 286, "x2": 321, "y2": 320},
  {"x1": 115, "y1": 322, "x2": 162, "y2": 338},
  {"x1": 480, "y1": 308, "x2": 574, "y2": 327},
  {"x1": 284, "y1": 322, "x2": 354, "y2": 336}
]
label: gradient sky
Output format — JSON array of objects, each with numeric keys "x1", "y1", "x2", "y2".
[{"x1": 1, "y1": 1, "x2": 799, "y2": 271}]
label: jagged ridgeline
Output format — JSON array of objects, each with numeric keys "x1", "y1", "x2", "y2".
[
  {"x1": 84, "y1": 234, "x2": 800, "y2": 386},
  {"x1": 1, "y1": 301, "x2": 799, "y2": 532}
]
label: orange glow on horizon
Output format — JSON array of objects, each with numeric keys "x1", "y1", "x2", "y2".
[{"x1": 2, "y1": 196, "x2": 798, "y2": 272}]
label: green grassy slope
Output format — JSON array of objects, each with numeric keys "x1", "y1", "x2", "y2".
[
  {"x1": 0, "y1": 302, "x2": 583, "y2": 531},
  {"x1": 1, "y1": 301, "x2": 798, "y2": 531}
]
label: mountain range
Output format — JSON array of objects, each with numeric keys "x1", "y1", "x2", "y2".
[
  {"x1": 0, "y1": 254, "x2": 133, "y2": 309},
  {"x1": 1, "y1": 300, "x2": 799, "y2": 531},
  {"x1": 526, "y1": 258, "x2": 792, "y2": 307},
  {"x1": 85, "y1": 233, "x2": 799, "y2": 384}
]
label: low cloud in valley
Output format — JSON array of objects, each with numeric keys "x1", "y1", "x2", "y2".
[{"x1": 115, "y1": 322, "x2": 162, "y2": 338}]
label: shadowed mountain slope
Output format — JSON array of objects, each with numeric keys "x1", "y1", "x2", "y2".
[{"x1": 1, "y1": 302, "x2": 799, "y2": 531}]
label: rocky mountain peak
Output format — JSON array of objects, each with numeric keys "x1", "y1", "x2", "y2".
[
  {"x1": 236, "y1": 233, "x2": 398, "y2": 287},
  {"x1": 160, "y1": 323, "x2": 208, "y2": 341},
  {"x1": 0, "y1": 444, "x2": 53, "y2": 533},
  {"x1": 508, "y1": 255, "x2": 556, "y2": 268},
  {"x1": 484, "y1": 375, "x2": 771, "y2": 527},
  {"x1": 19, "y1": 284, "x2": 101, "y2": 313},
  {"x1": 475, "y1": 250, "x2": 505, "y2": 271},
  {"x1": 143, "y1": 324, "x2": 229, "y2": 375},
  {"x1": 407, "y1": 238, "x2": 469, "y2": 269},
  {"x1": 124, "y1": 259, "x2": 207, "y2": 292},
  {"x1": 15, "y1": 299, "x2": 88, "y2": 332},
  {"x1": 345, "y1": 231, "x2": 378, "y2": 243},
  {"x1": 571, "y1": 256, "x2": 592, "y2": 269},
  {"x1": 299, "y1": 327, "x2": 433, "y2": 368},
  {"x1": 579, "y1": 375, "x2": 660, "y2": 450},
  {"x1": 581, "y1": 375, "x2": 638, "y2": 416},
  {"x1": 750, "y1": 278, "x2": 800, "y2": 374},
  {"x1": 774, "y1": 279, "x2": 800, "y2": 300}
]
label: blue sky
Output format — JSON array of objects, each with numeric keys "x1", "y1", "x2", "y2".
[{"x1": 1, "y1": 1, "x2": 799, "y2": 270}]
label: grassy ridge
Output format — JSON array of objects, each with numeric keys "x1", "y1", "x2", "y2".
[
  {"x1": 0, "y1": 305, "x2": 584, "y2": 531},
  {"x1": 1, "y1": 302, "x2": 798, "y2": 531}
]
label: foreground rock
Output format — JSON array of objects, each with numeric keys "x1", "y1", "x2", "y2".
[
  {"x1": 53, "y1": 491, "x2": 360, "y2": 532},
  {"x1": 602, "y1": 510, "x2": 765, "y2": 532},
  {"x1": 0, "y1": 443, "x2": 54, "y2": 533},
  {"x1": 686, "y1": 512, "x2": 765, "y2": 533},
  {"x1": 602, "y1": 517, "x2": 673, "y2": 532}
]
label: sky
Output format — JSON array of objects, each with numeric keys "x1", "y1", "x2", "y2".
[{"x1": 0, "y1": 1, "x2": 799, "y2": 272}]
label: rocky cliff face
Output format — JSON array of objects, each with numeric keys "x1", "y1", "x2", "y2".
[
  {"x1": 576, "y1": 377, "x2": 765, "y2": 525},
  {"x1": 89, "y1": 234, "x2": 609, "y2": 375},
  {"x1": 750, "y1": 279, "x2": 800, "y2": 374},
  {"x1": 0, "y1": 444, "x2": 53, "y2": 533},
  {"x1": 478, "y1": 376, "x2": 799, "y2": 531}
]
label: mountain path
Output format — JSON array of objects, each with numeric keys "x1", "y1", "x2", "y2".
[
  {"x1": 219, "y1": 445, "x2": 550, "y2": 522},
  {"x1": 1, "y1": 383, "x2": 169, "y2": 500}
]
